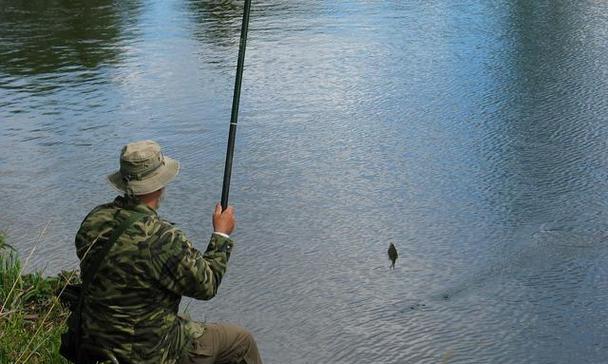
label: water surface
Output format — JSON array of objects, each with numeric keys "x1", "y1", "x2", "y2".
[{"x1": 2, "y1": 1, "x2": 608, "y2": 363}]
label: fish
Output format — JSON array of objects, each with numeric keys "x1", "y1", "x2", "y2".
[{"x1": 388, "y1": 243, "x2": 398, "y2": 269}]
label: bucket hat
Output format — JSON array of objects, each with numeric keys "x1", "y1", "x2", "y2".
[{"x1": 107, "y1": 140, "x2": 180, "y2": 195}]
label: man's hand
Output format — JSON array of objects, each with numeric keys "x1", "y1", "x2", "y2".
[{"x1": 213, "y1": 203, "x2": 236, "y2": 236}]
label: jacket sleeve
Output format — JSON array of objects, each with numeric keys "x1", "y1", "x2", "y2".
[{"x1": 150, "y1": 227, "x2": 234, "y2": 300}]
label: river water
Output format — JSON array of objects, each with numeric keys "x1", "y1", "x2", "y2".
[{"x1": 2, "y1": 1, "x2": 608, "y2": 363}]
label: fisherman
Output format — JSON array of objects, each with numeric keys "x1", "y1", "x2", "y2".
[{"x1": 74, "y1": 140, "x2": 262, "y2": 364}]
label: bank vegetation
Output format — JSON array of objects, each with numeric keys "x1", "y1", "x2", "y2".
[{"x1": 0, "y1": 233, "x2": 77, "y2": 363}]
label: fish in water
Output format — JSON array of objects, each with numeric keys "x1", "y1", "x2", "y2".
[{"x1": 388, "y1": 243, "x2": 398, "y2": 269}]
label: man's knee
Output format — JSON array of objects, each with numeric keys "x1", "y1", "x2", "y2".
[
  {"x1": 224, "y1": 324, "x2": 257, "y2": 349},
  {"x1": 241, "y1": 329, "x2": 258, "y2": 352},
  {"x1": 219, "y1": 324, "x2": 261, "y2": 364}
]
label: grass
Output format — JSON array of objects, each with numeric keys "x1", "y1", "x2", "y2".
[{"x1": 0, "y1": 233, "x2": 78, "y2": 363}]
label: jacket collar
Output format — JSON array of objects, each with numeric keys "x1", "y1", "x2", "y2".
[{"x1": 114, "y1": 195, "x2": 158, "y2": 216}]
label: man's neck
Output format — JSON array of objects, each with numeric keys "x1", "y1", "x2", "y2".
[
  {"x1": 130, "y1": 189, "x2": 162, "y2": 211},
  {"x1": 143, "y1": 200, "x2": 159, "y2": 210},
  {"x1": 126, "y1": 195, "x2": 158, "y2": 210}
]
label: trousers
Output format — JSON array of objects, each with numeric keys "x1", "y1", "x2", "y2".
[{"x1": 179, "y1": 323, "x2": 262, "y2": 364}]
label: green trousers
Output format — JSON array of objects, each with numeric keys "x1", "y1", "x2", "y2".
[{"x1": 179, "y1": 323, "x2": 262, "y2": 364}]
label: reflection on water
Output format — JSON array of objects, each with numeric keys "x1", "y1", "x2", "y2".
[
  {"x1": 2, "y1": 0, "x2": 608, "y2": 363},
  {"x1": 185, "y1": 0, "x2": 245, "y2": 46},
  {"x1": 0, "y1": 0, "x2": 141, "y2": 94}
]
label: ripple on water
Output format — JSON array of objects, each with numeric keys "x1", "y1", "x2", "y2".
[{"x1": 2, "y1": 0, "x2": 608, "y2": 363}]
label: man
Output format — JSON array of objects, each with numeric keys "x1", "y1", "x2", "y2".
[{"x1": 75, "y1": 140, "x2": 262, "y2": 364}]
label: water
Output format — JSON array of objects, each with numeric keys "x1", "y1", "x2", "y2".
[{"x1": 2, "y1": 1, "x2": 608, "y2": 362}]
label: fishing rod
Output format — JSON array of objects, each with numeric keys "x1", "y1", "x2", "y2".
[{"x1": 221, "y1": 0, "x2": 253, "y2": 211}]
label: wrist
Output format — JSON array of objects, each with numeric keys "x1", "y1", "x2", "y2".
[{"x1": 213, "y1": 231, "x2": 230, "y2": 239}]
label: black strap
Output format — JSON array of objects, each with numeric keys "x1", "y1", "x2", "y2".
[
  {"x1": 74, "y1": 211, "x2": 147, "y2": 361},
  {"x1": 81, "y1": 212, "x2": 146, "y2": 288}
]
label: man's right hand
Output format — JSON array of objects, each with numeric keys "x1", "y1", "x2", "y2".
[{"x1": 213, "y1": 203, "x2": 236, "y2": 236}]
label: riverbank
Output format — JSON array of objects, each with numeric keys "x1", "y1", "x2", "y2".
[{"x1": 0, "y1": 233, "x2": 76, "y2": 363}]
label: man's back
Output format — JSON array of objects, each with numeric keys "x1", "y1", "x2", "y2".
[{"x1": 76, "y1": 195, "x2": 231, "y2": 363}]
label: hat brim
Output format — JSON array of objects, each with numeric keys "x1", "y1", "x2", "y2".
[{"x1": 107, "y1": 156, "x2": 180, "y2": 195}]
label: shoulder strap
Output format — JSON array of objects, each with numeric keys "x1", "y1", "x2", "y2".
[
  {"x1": 81, "y1": 211, "x2": 147, "y2": 289},
  {"x1": 73, "y1": 211, "x2": 147, "y2": 360}
]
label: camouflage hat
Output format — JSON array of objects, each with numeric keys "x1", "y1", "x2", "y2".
[{"x1": 107, "y1": 140, "x2": 180, "y2": 195}]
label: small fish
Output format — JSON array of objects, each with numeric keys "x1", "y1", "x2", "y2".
[{"x1": 388, "y1": 243, "x2": 398, "y2": 269}]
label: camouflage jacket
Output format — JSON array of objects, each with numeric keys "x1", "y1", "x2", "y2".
[{"x1": 75, "y1": 195, "x2": 233, "y2": 363}]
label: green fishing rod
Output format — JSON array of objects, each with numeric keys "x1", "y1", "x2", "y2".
[{"x1": 221, "y1": 0, "x2": 253, "y2": 211}]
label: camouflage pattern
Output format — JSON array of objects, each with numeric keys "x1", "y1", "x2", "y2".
[{"x1": 75, "y1": 195, "x2": 233, "y2": 363}]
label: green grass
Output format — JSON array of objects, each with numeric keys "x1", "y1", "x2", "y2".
[{"x1": 0, "y1": 233, "x2": 77, "y2": 363}]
